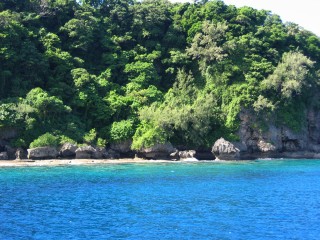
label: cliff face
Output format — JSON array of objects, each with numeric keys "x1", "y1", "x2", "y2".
[{"x1": 237, "y1": 109, "x2": 320, "y2": 159}]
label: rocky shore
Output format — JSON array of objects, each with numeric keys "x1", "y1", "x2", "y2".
[{"x1": 2, "y1": 107, "x2": 320, "y2": 162}]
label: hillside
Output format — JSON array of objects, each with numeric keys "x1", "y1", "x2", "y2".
[{"x1": 1, "y1": 0, "x2": 320, "y2": 156}]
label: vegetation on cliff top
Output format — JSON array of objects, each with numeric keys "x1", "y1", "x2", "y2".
[{"x1": 0, "y1": 0, "x2": 319, "y2": 150}]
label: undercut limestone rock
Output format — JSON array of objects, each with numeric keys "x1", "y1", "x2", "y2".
[
  {"x1": 75, "y1": 146, "x2": 96, "y2": 159},
  {"x1": 15, "y1": 148, "x2": 27, "y2": 160},
  {"x1": 140, "y1": 143, "x2": 177, "y2": 159},
  {"x1": 212, "y1": 138, "x2": 240, "y2": 160},
  {"x1": 27, "y1": 147, "x2": 59, "y2": 159},
  {"x1": 0, "y1": 152, "x2": 8, "y2": 160},
  {"x1": 178, "y1": 150, "x2": 196, "y2": 159},
  {"x1": 60, "y1": 143, "x2": 77, "y2": 158}
]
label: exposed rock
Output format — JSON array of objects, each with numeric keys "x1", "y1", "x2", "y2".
[
  {"x1": 75, "y1": 146, "x2": 96, "y2": 159},
  {"x1": 5, "y1": 145, "x2": 16, "y2": 159},
  {"x1": 281, "y1": 127, "x2": 307, "y2": 151},
  {"x1": 140, "y1": 143, "x2": 177, "y2": 159},
  {"x1": 27, "y1": 147, "x2": 59, "y2": 159},
  {"x1": 238, "y1": 109, "x2": 309, "y2": 157},
  {"x1": 169, "y1": 150, "x2": 179, "y2": 160},
  {"x1": 179, "y1": 150, "x2": 196, "y2": 159},
  {"x1": 257, "y1": 140, "x2": 276, "y2": 153},
  {"x1": 105, "y1": 149, "x2": 120, "y2": 159},
  {"x1": 110, "y1": 140, "x2": 132, "y2": 153},
  {"x1": 92, "y1": 147, "x2": 108, "y2": 159},
  {"x1": 212, "y1": 138, "x2": 240, "y2": 160},
  {"x1": 15, "y1": 148, "x2": 27, "y2": 160},
  {"x1": 0, "y1": 152, "x2": 8, "y2": 160},
  {"x1": 194, "y1": 151, "x2": 215, "y2": 160},
  {"x1": 60, "y1": 143, "x2": 77, "y2": 158}
]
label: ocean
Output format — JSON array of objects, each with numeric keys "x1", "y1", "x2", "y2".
[{"x1": 0, "y1": 159, "x2": 320, "y2": 239}]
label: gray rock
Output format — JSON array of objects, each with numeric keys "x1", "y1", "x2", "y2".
[
  {"x1": 105, "y1": 149, "x2": 120, "y2": 159},
  {"x1": 257, "y1": 140, "x2": 276, "y2": 152},
  {"x1": 212, "y1": 138, "x2": 240, "y2": 160},
  {"x1": 92, "y1": 147, "x2": 108, "y2": 159},
  {"x1": 27, "y1": 147, "x2": 59, "y2": 159},
  {"x1": 178, "y1": 150, "x2": 196, "y2": 159},
  {"x1": 0, "y1": 152, "x2": 8, "y2": 160},
  {"x1": 5, "y1": 145, "x2": 16, "y2": 159},
  {"x1": 60, "y1": 143, "x2": 77, "y2": 158},
  {"x1": 170, "y1": 150, "x2": 179, "y2": 159},
  {"x1": 110, "y1": 140, "x2": 132, "y2": 153},
  {"x1": 140, "y1": 143, "x2": 177, "y2": 159},
  {"x1": 75, "y1": 146, "x2": 96, "y2": 159},
  {"x1": 15, "y1": 148, "x2": 27, "y2": 160}
]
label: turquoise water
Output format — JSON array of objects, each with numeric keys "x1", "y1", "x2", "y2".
[{"x1": 0, "y1": 160, "x2": 320, "y2": 239}]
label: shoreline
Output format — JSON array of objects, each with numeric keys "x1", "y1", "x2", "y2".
[
  {"x1": 0, "y1": 158, "x2": 183, "y2": 167},
  {"x1": 0, "y1": 157, "x2": 319, "y2": 168}
]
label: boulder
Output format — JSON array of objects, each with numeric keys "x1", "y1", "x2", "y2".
[
  {"x1": 212, "y1": 138, "x2": 240, "y2": 160},
  {"x1": 4, "y1": 145, "x2": 16, "y2": 159},
  {"x1": 105, "y1": 149, "x2": 120, "y2": 159},
  {"x1": 169, "y1": 150, "x2": 179, "y2": 160},
  {"x1": 27, "y1": 147, "x2": 59, "y2": 159},
  {"x1": 179, "y1": 150, "x2": 196, "y2": 159},
  {"x1": 92, "y1": 147, "x2": 108, "y2": 159},
  {"x1": 257, "y1": 140, "x2": 276, "y2": 153},
  {"x1": 110, "y1": 140, "x2": 132, "y2": 153},
  {"x1": 140, "y1": 143, "x2": 177, "y2": 159},
  {"x1": 15, "y1": 148, "x2": 27, "y2": 160},
  {"x1": 0, "y1": 152, "x2": 8, "y2": 160},
  {"x1": 75, "y1": 146, "x2": 96, "y2": 159},
  {"x1": 60, "y1": 143, "x2": 77, "y2": 158}
]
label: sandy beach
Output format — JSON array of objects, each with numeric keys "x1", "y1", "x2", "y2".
[{"x1": 0, "y1": 158, "x2": 183, "y2": 167}]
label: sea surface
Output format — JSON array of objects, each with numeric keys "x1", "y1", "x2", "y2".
[{"x1": 0, "y1": 159, "x2": 320, "y2": 240}]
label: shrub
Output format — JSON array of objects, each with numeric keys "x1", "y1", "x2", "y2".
[
  {"x1": 131, "y1": 121, "x2": 167, "y2": 150},
  {"x1": 59, "y1": 135, "x2": 77, "y2": 145},
  {"x1": 110, "y1": 120, "x2": 135, "y2": 142},
  {"x1": 96, "y1": 138, "x2": 107, "y2": 147},
  {"x1": 83, "y1": 129, "x2": 97, "y2": 145},
  {"x1": 29, "y1": 133, "x2": 59, "y2": 148}
]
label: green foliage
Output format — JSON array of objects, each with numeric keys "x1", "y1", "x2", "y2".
[
  {"x1": 1, "y1": 0, "x2": 320, "y2": 150},
  {"x1": 110, "y1": 120, "x2": 135, "y2": 142},
  {"x1": 59, "y1": 135, "x2": 77, "y2": 145},
  {"x1": 96, "y1": 138, "x2": 107, "y2": 147},
  {"x1": 29, "y1": 133, "x2": 59, "y2": 148},
  {"x1": 261, "y1": 51, "x2": 314, "y2": 99},
  {"x1": 83, "y1": 128, "x2": 97, "y2": 145},
  {"x1": 276, "y1": 101, "x2": 306, "y2": 132},
  {"x1": 131, "y1": 121, "x2": 168, "y2": 150},
  {"x1": 253, "y1": 95, "x2": 275, "y2": 112}
]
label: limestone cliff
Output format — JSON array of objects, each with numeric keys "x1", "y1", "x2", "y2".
[{"x1": 236, "y1": 109, "x2": 320, "y2": 159}]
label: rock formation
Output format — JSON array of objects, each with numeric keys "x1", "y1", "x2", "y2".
[
  {"x1": 27, "y1": 147, "x2": 59, "y2": 159},
  {"x1": 0, "y1": 152, "x2": 8, "y2": 160},
  {"x1": 139, "y1": 143, "x2": 177, "y2": 159},
  {"x1": 75, "y1": 146, "x2": 96, "y2": 159},
  {"x1": 212, "y1": 138, "x2": 240, "y2": 160},
  {"x1": 60, "y1": 143, "x2": 77, "y2": 158}
]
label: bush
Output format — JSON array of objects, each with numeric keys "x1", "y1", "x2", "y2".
[
  {"x1": 83, "y1": 129, "x2": 97, "y2": 145},
  {"x1": 96, "y1": 138, "x2": 107, "y2": 147},
  {"x1": 110, "y1": 120, "x2": 135, "y2": 142},
  {"x1": 29, "y1": 133, "x2": 59, "y2": 148},
  {"x1": 59, "y1": 135, "x2": 77, "y2": 145},
  {"x1": 131, "y1": 121, "x2": 167, "y2": 150}
]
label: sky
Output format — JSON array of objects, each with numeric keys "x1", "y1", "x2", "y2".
[{"x1": 171, "y1": 0, "x2": 320, "y2": 36}]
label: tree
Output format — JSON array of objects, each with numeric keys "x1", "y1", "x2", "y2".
[{"x1": 261, "y1": 51, "x2": 314, "y2": 99}]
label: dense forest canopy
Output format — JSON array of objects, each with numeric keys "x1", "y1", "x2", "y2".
[{"x1": 1, "y1": 0, "x2": 320, "y2": 150}]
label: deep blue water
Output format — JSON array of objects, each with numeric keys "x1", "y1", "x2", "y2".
[{"x1": 0, "y1": 160, "x2": 320, "y2": 239}]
